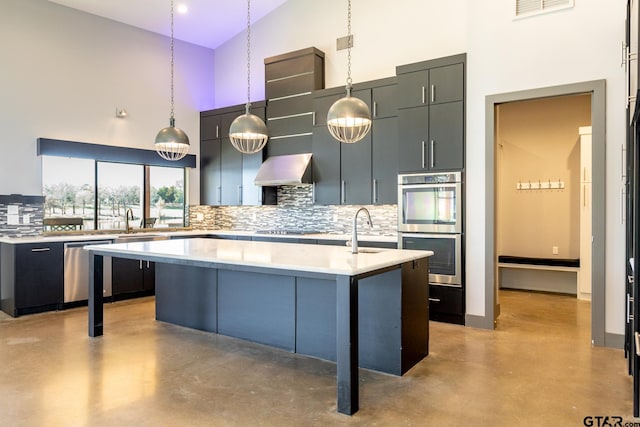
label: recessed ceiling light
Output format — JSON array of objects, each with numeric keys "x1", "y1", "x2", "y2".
[{"x1": 176, "y1": 4, "x2": 188, "y2": 14}]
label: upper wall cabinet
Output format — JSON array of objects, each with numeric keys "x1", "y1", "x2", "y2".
[
  {"x1": 200, "y1": 103, "x2": 275, "y2": 206},
  {"x1": 311, "y1": 77, "x2": 398, "y2": 205},
  {"x1": 396, "y1": 57, "x2": 464, "y2": 109},
  {"x1": 264, "y1": 47, "x2": 325, "y2": 157},
  {"x1": 396, "y1": 54, "x2": 466, "y2": 173}
]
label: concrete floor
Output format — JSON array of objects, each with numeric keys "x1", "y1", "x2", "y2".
[{"x1": 0, "y1": 290, "x2": 634, "y2": 426}]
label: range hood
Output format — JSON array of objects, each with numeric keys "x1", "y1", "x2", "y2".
[{"x1": 254, "y1": 153, "x2": 312, "y2": 186}]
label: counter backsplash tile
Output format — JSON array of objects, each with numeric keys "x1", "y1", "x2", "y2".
[
  {"x1": 0, "y1": 195, "x2": 45, "y2": 237},
  {"x1": 189, "y1": 184, "x2": 397, "y2": 236}
]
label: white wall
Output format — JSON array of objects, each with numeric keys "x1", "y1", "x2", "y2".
[
  {"x1": 0, "y1": 0, "x2": 216, "y2": 203},
  {"x1": 466, "y1": 0, "x2": 626, "y2": 335},
  {"x1": 213, "y1": 0, "x2": 468, "y2": 106},
  {"x1": 212, "y1": 0, "x2": 626, "y2": 336}
]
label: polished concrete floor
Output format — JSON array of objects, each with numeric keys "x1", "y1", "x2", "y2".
[{"x1": 0, "y1": 290, "x2": 634, "y2": 426}]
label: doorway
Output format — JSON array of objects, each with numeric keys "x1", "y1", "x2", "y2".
[
  {"x1": 484, "y1": 80, "x2": 606, "y2": 346},
  {"x1": 494, "y1": 94, "x2": 592, "y2": 332}
]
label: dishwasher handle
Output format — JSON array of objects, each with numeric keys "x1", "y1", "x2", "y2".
[{"x1": 64, "y1": 240, "x2": 113, "y2": 249}]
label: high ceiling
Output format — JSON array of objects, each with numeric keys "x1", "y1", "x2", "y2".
[{"x1": 47, "y1": 0, "x2": 289, "y2": 49}]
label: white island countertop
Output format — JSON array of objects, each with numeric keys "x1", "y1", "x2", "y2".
[{"x1": 85, "y1": 237, "x2": 432, "y2": 276}]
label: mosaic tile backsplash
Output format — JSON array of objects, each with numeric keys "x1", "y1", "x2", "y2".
[
  {"x1": 189, "y1": 185, "x2": 398, "y2": 236},
  {"x1": 0, "y1": 195, "x2": 45, "y2": 237}
]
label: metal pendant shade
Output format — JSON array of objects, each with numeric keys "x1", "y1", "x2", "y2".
[
  {"x1": 327, "y1": 0, "x2": 371, "y2": 144},
  {"x1": 155, "y1": 118, "x2": 190, "y2": 161},
  {"x1": 230, "y1": 0, "x2": 269, "y2": 154},
  {"x1": 229, "y1": 110, "x2": 269, "y2": 154},
  {"x1": 155, "y1": 0, "x2": 190, "y2": 161},
  {"x1": 327, "y1": 90, "x2": 372, "y2": 144}
]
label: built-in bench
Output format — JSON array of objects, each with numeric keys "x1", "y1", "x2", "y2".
[{"x1": 498, "y1": 255, "x2": 583, "y2": 298}]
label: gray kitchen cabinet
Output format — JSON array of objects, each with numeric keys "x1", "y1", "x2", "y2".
[
  {"x1": 312, "y1": 79, "x2": 397, "y2": 206},
  {"x1": 340, "y1": 88, "x2": 372, "y2": 205},
  {"x1": 396, "y1": 54, "x2": 465, "y2": 173},
  {"x1": 112, "y1": 257, "x2": 155, "y2": 299},
  {"x1": 398, "y1": 101, "x2": 463, "y2": 172},
  {"x1": 396, "y1": 60, "x2": 464, "y2": 109},
  {"x1": 372, "y1": 116, "x2": 398, "y2": 204},
  {"x1": 220, "y1": 136, "x2": 243, "y2": 205},
  {"x1": 200, "y1": 138, "x2": 222, "y2": 205},
  {"x1": 0, "y1": 242, "x2": 64, "y2": 317},
  {"x1": 372, "y1": 82, "x2": 397, "y2": 119},
  {"x1": 199, "y1": 103, "x2": 275, "y2": 206},
  {"x1": 264, "y1": 47, "x2": 325, "y2": 157},
  {"x1": 311, "y1": 125, "x2": 341, "y2": 205}
]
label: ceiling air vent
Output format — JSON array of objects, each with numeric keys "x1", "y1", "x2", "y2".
[{"x1": 515, "y1": 0, "x2": 574, "y2": 18}]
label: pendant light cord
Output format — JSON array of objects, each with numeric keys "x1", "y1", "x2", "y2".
[
  {"x1": 346, "y1": 0, "x2": 352, "y2": 95},
  {"x1": 170, "y1": 0, "x2": 176, "y2": 123},
  {"x1": 245, "y1": 0, "x2": 252, "y2": 114}
]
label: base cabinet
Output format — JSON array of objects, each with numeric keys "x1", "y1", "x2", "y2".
[
  {"x1": 429, "y1": 285, "x2": 464, "y2": 325},
  {"x1": 0, "y1": 242, "x2": 64, "y2": 317},
  {"x1": 112, "y1": 258, "x2": 155, "y2": 299}
]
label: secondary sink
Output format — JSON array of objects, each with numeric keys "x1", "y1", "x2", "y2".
[
  {"x1": 350, "y1": 247, "x2": 385, "y2": 254},
  {"x1": 114, "y1": 234, "x2": 170, "y2": 244}
]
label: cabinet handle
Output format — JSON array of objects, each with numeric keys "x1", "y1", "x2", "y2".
[
  {"x1": 216, "y1": 125, "x2": 219, "y2": 138},
  {"x1": 430, "y1": 140, "x2": 435, "y2": 168},
  {"x1": 428, "y1": 298, "x2": 441, "y2": 302},
  {"x1": 312, "y1": 111, "x2": 316, "y2": 126},
  {"x1": 628, "y1": 294, "x2": 632, "y2": 323},
  {"x1": 139, "y1": 260, "x2": 143, "y2": 270},
  {"x1": 373, "y1": 179, "x2": 378, "y2": 204},
  {"x1": 237, "y1": 185, "x2": 243, "y2": 205},
  {"x1": 431, "y1": 84, "x2": 435, "y2": 103},
  {"x1": 421, "y1": 86, "x2": 426, "y2": 104},
  {"x1": 217, "y1": 186, "x2": 222, "y2": 204},
  {"x1": 31, "y1": 248, "x2": 51, "y2": 252},
  {"x1": 341, "y1": 180, "x2": 346, "y2": 204},
  {"x1": 146, "y1": 260, "x2": 150, "y2": 269},
  {"x1": 373, "y1": 101, "x2": 378, "y2": 118},
  {"x1": 421, "y1": 141, "x2": 426, "y2": 169}
]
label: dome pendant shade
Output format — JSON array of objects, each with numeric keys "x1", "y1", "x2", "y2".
[
  {"x1": 327, "y1": 94, "x2": 372, "y2": 144},
  {"x1": 155, "y1": 117, "x2": 190, "y2": 161},
  {"x1": 229, "y1": 112, "x2": 269, "y2": 154}
]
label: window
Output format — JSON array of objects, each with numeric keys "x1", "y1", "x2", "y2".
[
  {"x1": 149, "y1": 166, "x2": 185, "y2": 228},
  {"x1": 515, "y1": 0, "x2": 574, "y2": 18},
  {"x1": 42, "y1": 157, "x2": 187, "y2": 232},
  {"x1": 42, "y1": 157, "x2": 96, "y2": 231},
  {"x1": 97, "y1": 162, "x2": 144, "y2": 230}
]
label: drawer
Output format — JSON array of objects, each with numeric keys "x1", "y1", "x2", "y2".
[{"x1": 428, "y1": 285, "x2": 464, "y2": 325}]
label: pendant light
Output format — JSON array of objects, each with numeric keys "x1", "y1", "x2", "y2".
[
  {"x1": 326, "y1": 0, "x2": 371, "y2": 144},
  {"x1": 155, "y1": 0, "x2": 190, "y2": 161},
  {"x1": 229, "y1": 0, "x2": 269, "y2": 154}
]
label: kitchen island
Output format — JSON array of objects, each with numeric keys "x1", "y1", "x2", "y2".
[{"x1": 85, "y1": 238, "x2": 432, "y2": 415}]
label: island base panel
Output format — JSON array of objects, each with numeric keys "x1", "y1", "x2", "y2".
[{"x1": 155, "y1": 264, "x2": 218, "y2": 332}]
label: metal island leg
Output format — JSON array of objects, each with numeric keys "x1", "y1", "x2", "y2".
[
  {"x1": 336, "y1": 275, "x2": 359, "y2": 415},
  {"x1": 88, "y1": 253, "x2": 104, "y2": 337}
]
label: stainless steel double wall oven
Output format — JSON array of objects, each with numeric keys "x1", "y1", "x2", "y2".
[{"x1": 398, "y1": 172, "x2": 464, "y2": 324}]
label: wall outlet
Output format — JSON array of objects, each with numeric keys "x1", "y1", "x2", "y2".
[
  {"x1": 552, "y1": 246, "x2": 559, "y2": 255},
  {"x1": 195, "y1": 213, "x2": 204, "y2": 221},
  {"x1": 333, "y1": 214, "x2": 338, "y2": 222}
]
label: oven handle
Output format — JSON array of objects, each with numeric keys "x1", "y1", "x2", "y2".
[
  {"x1": 398, "y1": 183, "x2": 460, "y2": 190},
  {"x1": 399, "y1": 232, "x2": 461, "y2": 239}
]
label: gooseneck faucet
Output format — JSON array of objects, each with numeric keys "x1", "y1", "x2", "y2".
[
  {"x1": 125, "y1": 208, "x2": 134, "y2": 233},
  {"x1": 351, "y1": 207, "x2": 373, "y2": 254}
]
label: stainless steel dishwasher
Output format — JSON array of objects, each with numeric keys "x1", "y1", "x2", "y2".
[{"x1": 64, "y1": 240, "x2": 113, "y2": 303}]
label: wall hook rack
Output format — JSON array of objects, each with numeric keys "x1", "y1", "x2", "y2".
[{"x1": 516, "y1": 179, "x2": 565, "y2": 190}]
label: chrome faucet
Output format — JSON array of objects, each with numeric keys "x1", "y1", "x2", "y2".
[
  {"x1": 125, "y1": 208, "x2": 134, "y2": 233},
  {"x1": 351, "y1": 207, "x2": 373, "y2": 254}
]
